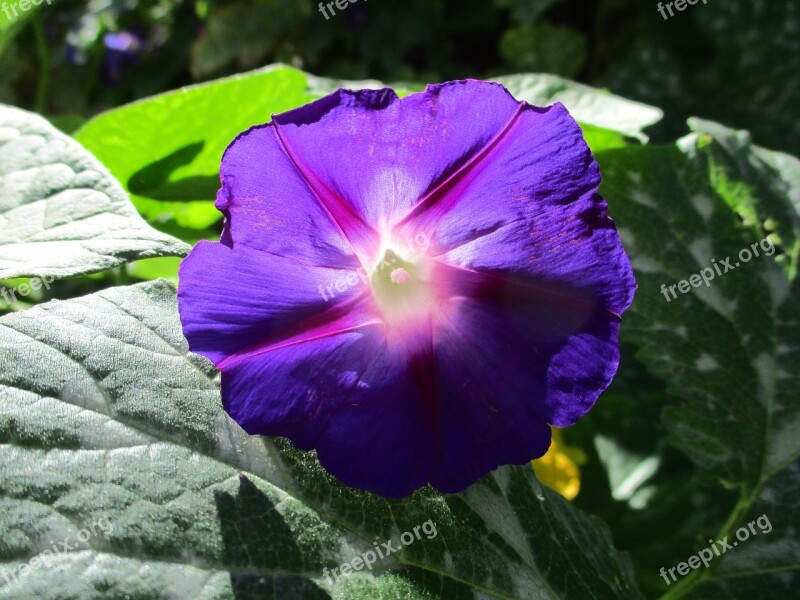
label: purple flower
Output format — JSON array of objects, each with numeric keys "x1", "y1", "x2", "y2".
[
  {"x1": 102, "y1": 31, "x2": 144, "y2": 85},
  {"x1": 178, "y1": 81, "x2": 635, "y2": 498}
]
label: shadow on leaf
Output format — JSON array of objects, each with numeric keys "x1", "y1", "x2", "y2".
[
  {"x1": 128, "y1": 141, "x2": 221, "y2": 201},
  {"x1": 215, "y1": 475, "x2": 330, "y2": 600}
]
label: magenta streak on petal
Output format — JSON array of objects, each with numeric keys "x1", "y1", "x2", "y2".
[
  {"x1": 217, "y1": 292, "x2": 382, "y2": 371},
  {"x1": 271, "y1": 118, "x2": 378, "y2": 267},
  {"x1": 408, "y1": 332, "x2": 443, "y2": 477},
  {"x1": 431, "y1": 259, "x2": 624, "y2": 323},
  {"x1": 385, "y1": 311, "x2": 443, "y2": 479},
  {"x1": 393, "y1": 103, "x2": 527, "y2": 231}
]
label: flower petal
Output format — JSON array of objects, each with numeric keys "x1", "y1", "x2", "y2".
[
  {"x1": 217, "y1": 119, "x2": 377, "y2": 267},
  {"x1": 220, "y1": 321, "x2": 440, "y2": 499},
  {"x1": 394, "y1": 99, "x2": 633, "y2": 316},
  {"x1": 428, "y1": 288, "x2": 614, "y2": 492},
  {"x1": 270, "y1": 81, "x2": 523, "y2": 231},
  {"x1": 178, "y1": 241, "x2": 368, "y2": 365}
]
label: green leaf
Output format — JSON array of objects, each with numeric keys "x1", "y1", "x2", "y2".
[
  {"x1": 495, "y1": 73, "x2": 663, "y2": 143},
  {"x1": 597, "y1": 121, "x2": 800, "y2": 598},
  {"x1": 687, "y1": 118, "x2": 800, "y2": 278},
  {"x1": 0, "y1": 104, "x2": 189, "y2": 280},
  {"x1": 0, "y1": 280, "x2": 643, "y2": 599},
  {"x1": 75, "y1": 65, "x2": 318, "y2": 231}
]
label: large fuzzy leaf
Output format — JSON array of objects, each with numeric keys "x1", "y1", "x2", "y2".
[
  {"x1": 0, "y1": 104, "x2": 189, "y2": 279},
  {"x1": 0, "y1": 280, "x2": 642, "y2": 599}
]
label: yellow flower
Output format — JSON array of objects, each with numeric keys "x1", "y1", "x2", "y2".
[{"x1": 532, "y1": 428, "x2": 586, "y2": 500}]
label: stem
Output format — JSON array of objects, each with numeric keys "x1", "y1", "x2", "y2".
[
  {"x1": 32, "y1": 13, "x2": 49, "y2": 114},
  {"x1": 112, "y1": 265, "x2": 130, "y2": 286}
]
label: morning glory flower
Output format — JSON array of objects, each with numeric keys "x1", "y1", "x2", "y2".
[
  {"x1": 178, "y1": 81, "x2": 635, "y2": 498},
  {"x1": 102, "y1": 31, "x2": 144, "y2": 85}
]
